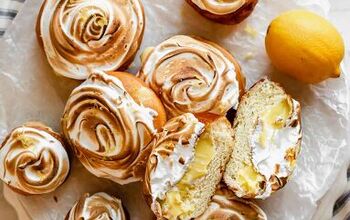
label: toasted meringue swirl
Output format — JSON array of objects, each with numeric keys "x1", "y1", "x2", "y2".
[
  {"x1": 62, "y1": 71, "x2": 157, "y2": 184},
  {"x1": 38, "y1": 0, "x2": 144, "y2": 79},
  {"x1": 138, "y1": 35, "x2": 241, "y2": 118},
  {"x1": 144, "y1": 113, "x2": 204, "y2": 200},
  {"x1": 190, "y1": 0, "x2": 247, "y2": 15},
  {"x1": 66, "y1": 192, "x2": 126, "y2": 220},
  {"x1": 0, "y1": 124, "x2": 69, "y2": 195},
  {"x1": 196, "y1": 184, "x2": 267, "y2": 220}
]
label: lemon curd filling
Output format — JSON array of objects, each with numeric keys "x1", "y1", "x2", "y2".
[
  {"x1": 236, "y1": 98, "x2": 294, "y2": 196},
  {"x1": 259, "y1": 98, "x2": 292, "y2": 148},
  {"x1": 236, "y1": 165, "x2": 264, "y2": 195},
  {"x1": 160, "y1": 131, "x2": 215, "y2": 220},
  {"x1": 264, "y1": 98, "x2": 292, "y2": 128}
]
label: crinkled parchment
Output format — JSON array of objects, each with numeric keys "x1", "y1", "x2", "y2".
[{"x1": 0, "y1": 0, "x2": 349, "y2": 219}]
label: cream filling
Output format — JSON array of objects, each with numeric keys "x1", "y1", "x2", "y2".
[
  {"x1": 150, "y1": 121, "x2": 205, "y2": 200},
  {"x1": 250, "y1": 99, "x2": 301, "y2": 199},
  {"x1": 139, "y1": 35, "x2": 240, "y2": 116},
  {"x1": 0, "y1": 126, "x2": 69, "y2": 194},
  {"x1": 191, "y1": 0, "x2": 246, "y2": 15}
]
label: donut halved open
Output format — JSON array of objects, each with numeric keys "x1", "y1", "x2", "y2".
[{"x1": 224, "y1": 79, "x2": 302, "y2": 199}]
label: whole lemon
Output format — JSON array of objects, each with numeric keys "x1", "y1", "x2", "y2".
[{"x1": 265, "y1": 10, "x2": 344, "y2": 84}]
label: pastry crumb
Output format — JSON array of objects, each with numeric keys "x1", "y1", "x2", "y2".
[
  {"x1": 244, "y1": 25, "x2": 258, "y2": 38},
  {"x1": 244, "y1": 52, "x2": 255, "y2": 60}
]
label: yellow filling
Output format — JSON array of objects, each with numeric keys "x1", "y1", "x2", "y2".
[
  {"x1": 236, "y1": 165, "x2": 264, "y2": 195},
  {"x1": 260, "y1": 98, "x2": 292, "y2": 147},
  {"x1": 236, "y1": 98, "x2": 293, "y2": 195},
  {"x1": 161, "y1": 131, "x2": 214, "y2": 220},
  {"x1": 264, "y1": 98, "x2": 292, "y2": 128}
]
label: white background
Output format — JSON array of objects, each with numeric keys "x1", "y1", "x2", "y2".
[{"x1": 0, "y1": 0, "x2": 349, "y2": 219}]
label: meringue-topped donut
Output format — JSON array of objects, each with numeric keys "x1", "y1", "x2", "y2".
[
  {"x1": 0, "y1": 122, "x2": 70, "y2": 195},
  {"x1": 62, "y1": 70, "x2": 166, "y2": 184},
  {"x1": 144, "y1": 113, "x2": 205, "y2": 203},
  {"x1": 66, "y1": 192, "x2": 126, "y2": 220},
  {"x1": 196, "y1": 184, "x2": 267, "y2": 220},
  {"x1": 138, "y1": 35, "x2": 245, "y2": 120},
  {"x1": 144, "y1": 113, "x2": 234, "y2": 219},
  {"x1": 37, "y1": 0, "x2": 145, "y2": 80},
  {"x1": 191, "y1": 0, "x2": 248, "y2": 15},
  {"x1": 186, "y1": 0, "x2": 258, "y2": 24}
]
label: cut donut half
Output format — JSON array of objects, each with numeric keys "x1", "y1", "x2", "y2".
[
  {"x1": 224, "y1": 79, "x2": 302, "y2": 199},
  {"x1": 144, "y1": 113, "x2": 234, "y2": 219}
]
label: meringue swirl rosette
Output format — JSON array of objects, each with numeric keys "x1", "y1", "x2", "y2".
[
  {"x1": 196, "y1": 184, "x2": 267, "y2": 220},
  {"x1": 186, "y1": 0, "x2": 258, "y2": 24},
  {"x1": 37, "y1": 0, "x2": 145, "y2": 79},
  {"x1": 190, "y1": 0, "x2": 249, "y2": 15},
  {"x1": 138, "y1": 35, "x2": 245, "y2": 119},
  {"x1": 66, "y1": 192, "x2": 126, "y2": 220},
  {"x1": 0, "y1": 122, "x2": 70, "y2": 195},
  {"x1": 62, "y1": 70, "x2": 165, "y2": 184}
]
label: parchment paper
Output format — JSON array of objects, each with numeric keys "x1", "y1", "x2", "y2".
[{"x1": 0, "y1": 0, "x2": 349, "y2": 219}]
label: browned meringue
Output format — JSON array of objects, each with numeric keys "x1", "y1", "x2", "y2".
[
  {"x1": 0, "y1": 122, "x2": 70, "y2": 195},
  {"x1": 144, "y1": 113, "x2": 205, "y2": 206},
  {"x1": 190, "y1": 0, "x2": 247, "y2": 15},
  {"x1": 138, "y1": 35, "x2": 244, "y2": 118},
  {"x1": 196, "y1": 184, "x2": 267, "y2": 220},
  {"x1": 186, "y1": 0, "x2": 258, "y2": 25},
  {"x1": 37, "y1": 0, "x2": 144, "y2": 80},
  {"x1": 62, "y1": 70, "x2": 158, "y2": 184},
  {"x1": 66, "y1": 192, "x2": 126, "y2": 220}
]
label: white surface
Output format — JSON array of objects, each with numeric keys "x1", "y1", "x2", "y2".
[
  {"x1": 0, "y1": 0, "x2": 24, "y2": 11},
  {"x1": 0, "y1": 0, "x2": 349, "y2": 220},
  {"x1": 313, "y1": 163, "x2": 349, "y2": 220}
]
